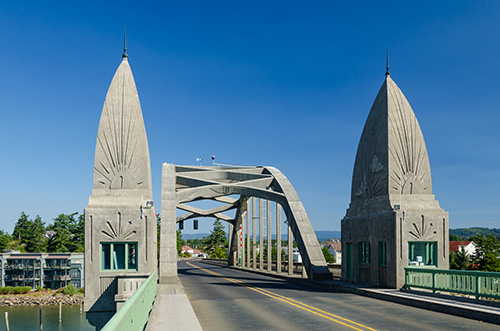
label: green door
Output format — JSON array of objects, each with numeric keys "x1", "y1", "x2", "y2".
[{"x1": 346, "y1": 243, "x2": 353, "y2": 281}]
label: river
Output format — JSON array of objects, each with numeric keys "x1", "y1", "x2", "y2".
[{"x1": 0, "y1": 305, "x2": 95, "y2": 330}]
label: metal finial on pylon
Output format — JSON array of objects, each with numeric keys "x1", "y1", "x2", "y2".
[
  {"x1": 123, "y1": 28, "x2": 128, "y2": 59},
  {"x1": 385, "y1": 48, "x2": 390, "y2": 77}
]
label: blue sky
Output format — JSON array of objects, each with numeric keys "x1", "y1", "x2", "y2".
[{"x1": 0, "y1": 1, "x2": 499, "y2": 234}]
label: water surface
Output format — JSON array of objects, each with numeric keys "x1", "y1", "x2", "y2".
[{"x1": 0, "y1": 304, "x2": 95, "y2": 330}]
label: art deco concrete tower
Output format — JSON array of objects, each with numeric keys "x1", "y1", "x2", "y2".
[
  {"x1": 84, "y1": 47, "x2": 157, "y2": 312},
  {"x1": 341, "y1": 68, "x2": 449, "y2": 288}
]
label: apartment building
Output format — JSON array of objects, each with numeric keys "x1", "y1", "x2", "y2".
[{"x1": 0, "y1": 252, "x2": 84, "y2": 290}]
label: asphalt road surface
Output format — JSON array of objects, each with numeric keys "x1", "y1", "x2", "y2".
[{"x1": 178, "y1": 260, "x2": 499, "y2": 331}]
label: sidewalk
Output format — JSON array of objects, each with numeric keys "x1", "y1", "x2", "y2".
[{"x1": 145, "y1": 280, "x2": 202, "y2": 331}]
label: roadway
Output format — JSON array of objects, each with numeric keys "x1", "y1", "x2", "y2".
[{"x1": 178, "y1": 260, "x2": 499, "y2": 331}]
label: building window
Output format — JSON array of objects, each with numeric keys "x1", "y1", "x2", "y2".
[
  {"x1": 71, "y1": 270, "x2": 79, "y2": 278},
  {"x1": 101, "y1": 243, "x2": 137, "y2": 271},
  {"x1": 408, "y1": 242, "x2": 437, "y2": 266},
  {"x1": 379, "y1": 241, "x2": 387, "y2": 266},
  {"x1": 359, "y1": 242, "x2": 370, "y2": 265}
]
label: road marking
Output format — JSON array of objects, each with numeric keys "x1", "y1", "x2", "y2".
[{"x1": 186, "y1": 261, "x2": 378, "y2": 331}]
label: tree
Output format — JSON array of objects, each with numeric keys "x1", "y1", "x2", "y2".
[
  {"x1": 12, "y1": 212, "x2": 47, "y2": 252},
  {"x1": 321, "y1": 246, "x2": 336, "y2": 263},
  {"x1": 470, "y1": 233, "x2": 500, "y2": 272},
  {"x1": 177, "y1": 230, "x2": 185, "y2": 255},
  {"x1": 47, "y1": 213, "x2": 73, "y2": 252},
  {"x1": 205, "y1": 219, "x2": 227, "y2": 259},
  {"x1": 64, "y1": 213, "x2": 84, "y2": 252},
  {"x1": 0, "y1": 230, "x2": 12, "y2": 252},
  {"x1": 450, "y1": 247, "x2": 470, "y2": 270},
  {"x1": 186, "y1": 238, "x2": 204, "y2": 249},
  {"x1": 46, "y1": 212, "x2": 84, "y2": 252},
  {"x1": 25, "y1": 216, "x2": 47, "y2": 252},
  {"x1": 12, "y1": 212, "x2": 31, "y2": 242}
]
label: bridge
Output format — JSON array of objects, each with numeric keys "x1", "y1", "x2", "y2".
[
  {"x1": 85, "y1": 48, "x2": 500, "y2": 330},
  {"x1": 158, "y1": 163, "x2": 332, "y2": 284}
]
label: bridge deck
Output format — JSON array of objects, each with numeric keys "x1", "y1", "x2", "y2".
[
  {"x1": 203, "y1": 260, "x2": 500, "y2": 326},
  {"x1": 144, "y1": 260, "x2": 500, "y2": 329}
]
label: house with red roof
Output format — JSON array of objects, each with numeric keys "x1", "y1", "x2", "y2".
[
  {"x1": 181, "y1": 245, "x2": 207, "y2": 258},
  {"x1": 450, "y1": 241, "x2": 477, "y2": 257},
  {"x1": 320, "y1": 239, "x2": 342, "y2": 264}
]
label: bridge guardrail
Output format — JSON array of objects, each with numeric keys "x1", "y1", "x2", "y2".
[
  {"x1": 102, "y1": 271, "x2": 157, "y2": 331},
  {"x1": 405, "y1": 267, "x2": 500, "y2": 299}
]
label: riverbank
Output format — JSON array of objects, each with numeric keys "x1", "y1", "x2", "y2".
[{"x1": 0, "y1": 292, "x2": 83, "y2": 306}]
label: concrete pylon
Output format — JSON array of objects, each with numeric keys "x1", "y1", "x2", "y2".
[
  {"x1": 84, "y1": 55, "x2": 157, "y2": 312},
  {"x1": 159, "y1": 163, "x2": 177, "y2": 284},
  {"x1": 342, "y1": 72, "x2": 448, "y2": 288}
]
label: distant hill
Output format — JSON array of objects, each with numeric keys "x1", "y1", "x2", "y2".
[
  {"x1": 450, "y1": 227, "x2": 500, "y2": 239},
  {"x1": 315, "y1": 231, "x2": 341, "y2": 241},
  {"x1": 183, "y1": 228, "x2": 500, "y2": 242},
  {"x1": 182, "y1": 233, "x2": 210, "y2": 240},
  {"x1": 181, "y1": 230, "x2": 341, "y2": 241}
]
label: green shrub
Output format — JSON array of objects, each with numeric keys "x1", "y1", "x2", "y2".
[
  {"x1": 13, "y1": 287, "x2": 23, "y2": 294},
  {"x1": 36, "y1": 285, "x2": 41, "y2": 292},
  {"x1": 4, "y1": 287, "x2": 14, "y2": 294},
  {"x1": 22, "y1": 286, "x2": 31, "y2": 294},
  {"x1": 78, "y1": 287, "x2": 84, "y2": 294},
  {"x1": 63, "y1": 284, "x2": 78, "y2": 296}
]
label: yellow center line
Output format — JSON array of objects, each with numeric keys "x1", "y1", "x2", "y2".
[{"x1": 186, "y1": 261, "x2": 378, "y2": 331}]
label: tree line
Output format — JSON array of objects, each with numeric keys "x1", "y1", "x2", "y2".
[{"x1": 0, "y1": 212, "x2": 84, "y2": 253}]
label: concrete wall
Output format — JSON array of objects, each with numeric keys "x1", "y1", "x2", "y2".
[
  {"x1": 342, "y1": 195, "x2": 448, "y2": 288},
  {"x1": 84, "y1": 205, "x2": 156, "y2": 311}
]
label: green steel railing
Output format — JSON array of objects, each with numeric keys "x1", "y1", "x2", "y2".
[
  {"x1": 102, "y1": 271, "x2": 157, "y2": 331},
  {"x1": 405, "y1": 268, "x2": 500, "y2": 299}
]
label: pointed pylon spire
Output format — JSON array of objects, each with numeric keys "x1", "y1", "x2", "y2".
[
  {"x1": 385, "y1": 48, "x2": 390, "y2": 77},
  {"x1": 123, "y1": 28, "x2": 128, "y2": 59}
]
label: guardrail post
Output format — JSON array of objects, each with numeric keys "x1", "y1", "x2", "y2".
[
  {"x1": 404, "y1": 268, "x2": 409, "y2": 289},
  {"x1": 432, "y1": 269, "x2": 436, "y2": 293},
  {"x1": 475, "y1": 271, "x2": 480, "y2": 299}
]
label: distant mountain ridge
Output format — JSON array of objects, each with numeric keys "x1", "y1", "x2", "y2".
[
  {"x1": 182, "y1": 228, "x2": 499, "y2": 241},
  {"x1": 181, "y1": 230, "x2": 341, "y2": 241},
  {"x1": 315, "y1": 231, "x2": 341, "y2": 241},
  {"x1": 450, "y1": 227, "x2": 500, "y2": 239},
  {"x1": 182, "y1": 233, "x2": 210, "y2": 240}
]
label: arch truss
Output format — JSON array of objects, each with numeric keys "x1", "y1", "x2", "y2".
[{"x1": 159, "y1": 163, "x2": 332, "y2": 283}]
